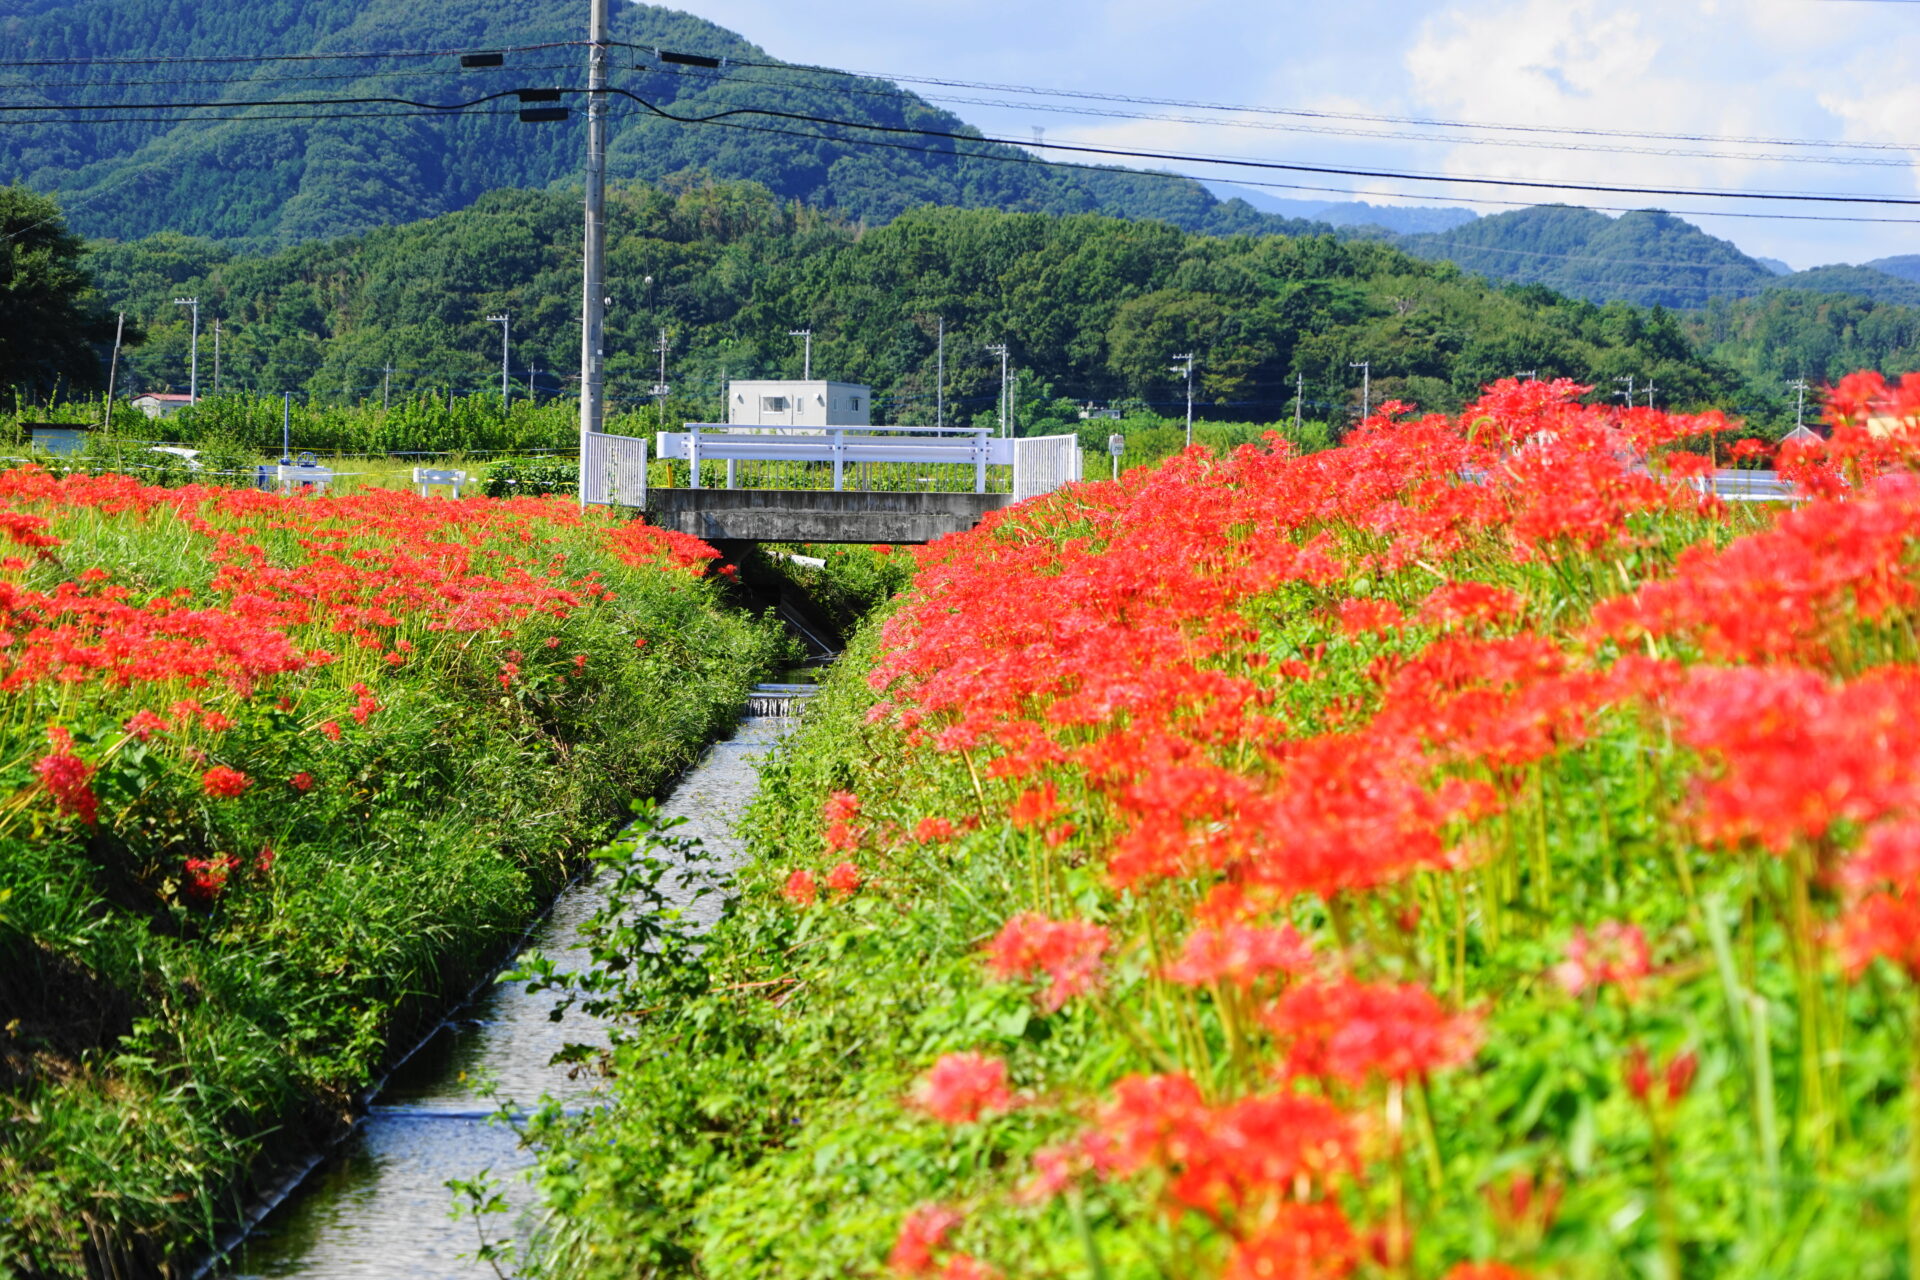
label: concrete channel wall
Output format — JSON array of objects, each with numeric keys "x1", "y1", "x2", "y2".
[{"x1": 646, "y1": 489, "x2": 1013, "y2": 544}]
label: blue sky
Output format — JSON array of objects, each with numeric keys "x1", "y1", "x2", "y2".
[{"x1": 671, "y1": 0, "x2": 1920, "y2": 271}]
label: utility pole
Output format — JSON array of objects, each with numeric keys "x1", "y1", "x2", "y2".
[
  {"x1": 1349, "y1": 360, "x2": 1370, "y2": 422},
  {"x1": 212, "y1": 319, "x2": 222, "y2": 396},
  {"x1": 935, "y1": 315, "x2": 945, "y2": 428},
  {"x1": 1645, "y1": 381, "x2": 1656, "y2": 410},
  {"x1": 986, "y1": 343, "x2": 1010, "y2": 437},
  {"x1": 173, "y1": 296, "x2": 200, "y2": 402},
  {"x1": 652, "y1": 328, "x2": 671, "y2": 428},
  {"x1": 1293, "y1": 371, "x2": 1303, "y2": 435},
  {"x1": 383, "y1": 363, "x2": 393, "y2": 411},
  {"x1": 102, "y1": 311, "x2": 124, "y2": 429},
  {"x1": 487, "y1": 312, "x2": 511, "y2": 408},
  {"x1": 1514, "y1": 369, "x2": 1537, "y2": 382},
  {"x1": 1789, "y1": 378, "x2": 1810, "y2": 428},
  {"x1": 1170, "y1": 352, "x2": 1195, "y2": 446},
  {"x1": 578, "y1": 0, "x2": 610, "y2": 507},
  {"x1": 789, "y1": 328, "x2": 813, "y2": 380},
  {"x1": 281, "y1": 391, "x2": 292, "y2": 464},
  {"x1": 1614, "y1": 374, "x2": 1636, "y2": 406}
]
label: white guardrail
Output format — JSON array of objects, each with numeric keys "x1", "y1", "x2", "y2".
[
  {"x1": 653, "y1": 425, "x2": 1082, "y2": 500},
  {"x1": 583, "y1": 431, "x2": 649, "y2": 507}
]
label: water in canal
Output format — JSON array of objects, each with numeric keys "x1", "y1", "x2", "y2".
[{"x1": 217, "y1": 697, "x2": 800, "y2": 1278}]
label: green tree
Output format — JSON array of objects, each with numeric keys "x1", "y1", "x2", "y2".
[{"x1": 0, "y1": 186, "x2": 125, "y2": 405}]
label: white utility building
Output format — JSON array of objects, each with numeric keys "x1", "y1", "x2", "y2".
[{"x1": 728, "y1": 379, "x2": 872, "y2": 429}]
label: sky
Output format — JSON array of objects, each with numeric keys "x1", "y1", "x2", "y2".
[{"x1": 668, "y1": 0, "x2": 1920, "y2": 271}]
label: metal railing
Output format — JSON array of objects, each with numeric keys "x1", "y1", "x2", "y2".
[
  {"x1": 654, "y1": 425, "x2": 1084, "y2": 502},
  {"x1": 1013, "y1": 434, "x2": 1084, "y2": 502},
  {"x1": 582, "y1": 430, "x2": 649, "y2": 507}
]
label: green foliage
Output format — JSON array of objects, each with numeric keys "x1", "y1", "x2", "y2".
[
  {"x1": 68, "y1": 182, "x2": 1757, "y2": 435},
  {"x1": 482, "y1": 456, "x2": 580, "y2": 498},
  {"x1": 0, "y1": 187, "x2": 126, "y2": 406},
  {"x1": 0, "y1": 1, "x2": 1315, "y2": 252}
]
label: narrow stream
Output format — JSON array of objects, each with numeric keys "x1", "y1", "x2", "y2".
[{"x1": 217, "y1": 685, "x2": 806, "y2": 1278}]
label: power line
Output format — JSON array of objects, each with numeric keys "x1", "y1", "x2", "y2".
[
  {"x1": 0, "y1": 41, "x2": 584, "y2": 70},
  {"x1": 639, "y1": 48, "x2": 1920, "y2": 156},
  {"x1": 598, "y1": 89, "x2": 1920, "y2": 221},
  {"x1": 633, "y1": 61, "x2": 1920, "y2": 171}
]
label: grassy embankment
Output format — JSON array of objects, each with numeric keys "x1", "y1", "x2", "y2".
[
  {"x1": 0, "y1": 469, "x2": 787, "y2": 1277},
  {"x1": 519, "y1": 374, "x2": 1920, "y2": 1279}
]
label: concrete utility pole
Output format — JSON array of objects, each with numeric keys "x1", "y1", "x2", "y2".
[
  {"x1": 986, "y1": 343, "x2": 1010, "y2": 437},
  {"x1": 936, "y1": 314, "x2": 945, "y2": 428},
  {"x1": 1293, "y1": 371, "x2": 1303, "y2": 435},
  {"x1": 1789, "y1": 378, "x2": 1810, "y2": 428},
  {"x1": 653, "y1": 328, "x2": 671, "y2": 428},
  {"x1": 173, "y1": 296, "x2": 200, "y2": 402},
  {"x1": 212, "y1": 320, "x2": 221, "y2": 396},
  {"x1": 789, "y1": 328, "x2": 813, "y2": 380},
  {"x1": 578, "y1": 0, "x2": 610, "y2": 507},
  {"x1": 1614, "y1": 374, "x2": 1636, "y2": 406},
  {"x1": 1646, "y1": 381, "x2": 1656, "y2": 409},
  {"x1": 1171, "y1": 352, "x2": 1195, "y2": 446},
  {"x1": 487, "y1": 313, "x2": 511, "y2": 408},
  {"x1": 103, "y1": 311, "x2": 124, "y2": 429},
  {"x1": 1349, "y1": 359, "x2": 1370, "y2": 421},
  {"x1": 383, "y1": 363, "x2": 393, "y2": 411}
]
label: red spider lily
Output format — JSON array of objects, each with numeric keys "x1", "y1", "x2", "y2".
[
  {"x1": 201, "y1": 765, "x2": 251, "y2": 799},
  {"x1": 914, "y1": 816, "x2": 955, "y2": 843},
  {"x1": 1838, "y1": 822, "x2": 1920, "y2": 892},
  {"x1": 1552, "y1": 921, "x2": 1651, "y2": 997},
  {"x1": 289, "y1": 772, "x2": 315, "y2": 792},
  {"x1": 124, "y1": 709, "x2": 170, "y2": 740},
  {"x1": 317, "y1": 720, "x2": 342, "y2": 741},
  {"x1": 1221, "y1": 1201, "x2": 1361, "y2": 1280},
  {"x1": 1837, "y1": 888, "x2": 1920, "y2": 979},
  {"x1": 1420, "y1": 580, "x2": 1526, "y2": 629},
  {"x1": 825, "y1": 861, "x2": 863, "y2": 896},
  {"x1": 1443, "y1": 1265, "x2": 1532, "y2": 1280},
  {"x1": 1624, "y1": 1045, "x2": 1697, "y2": 1107},
  {"x1": 909, "y1": 1051, "x2": 1013, "y2": 1125},
  {"x1": 1008, "y1": 783, "x2": 1063, "y2": 829},
  {"x1": 1264, "y1": 978, "x2": 1480, "y2": 1085},
  {"x1": 254, "y1": 844, "x2": 275, "y2": 873},
  {"x1": 932, "y1": 1257, "x2": 997, "y2": 1280},
  {"x1": 888, "y1": 1204, "x2": 964, "y2": 1275},
  {"x1": 1162, "y1": 923, "x2": 1314, "y2": 990},
  {"x1": 782, "y1": 869, "x2": 818, "y2": 908},
  {"x1": 1336, "y1": 597, "x2": 1404, "y2": 636},
  {"x1": 824, "y1": 790, "x2": 862, "y2": 823},
  {"x1": 984, "y1": 912, "x2": 1111, "y2": 1012},
  {"x1": 34, "y1": 742, "x2": 97, "y2": 824},
  {"x1": 183, "y1": 852, "x2": 241, "y2": 901}
]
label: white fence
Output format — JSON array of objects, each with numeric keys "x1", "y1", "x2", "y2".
[
  {"x1": 1013, "y1": 434, "x2": 1084, "y2": 502},
  {"x1": 654, "y1": 425, "x2": 1083, "y2": 502},
  {"x1": 582, "y1": 431, "x2": 649, "y2": 508}
]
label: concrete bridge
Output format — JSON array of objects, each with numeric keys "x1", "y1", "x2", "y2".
[{"x1": 583, "y1": 424, "x2": 1082, "y2": 545}]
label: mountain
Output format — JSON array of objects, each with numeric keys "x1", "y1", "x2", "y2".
[
  {"x1": 0, "y1": 0, "x2": 1318, "y2": 247},
  {"x1": 1398, "y1": 204, "x2": 1920, "y2": 310},
  {"x1": 75, "y1": 177, "x2": 1749, "y2": 422},
  {"x1": 1865, "y1": 255, "x2": 1920, "y2": 285},
  {"x1": 1398, "y1": 205, "x2": 1779, "y2": 309},
  {"x1": 1206, "y1": 185, "x2": 1480, "y2": 235}
]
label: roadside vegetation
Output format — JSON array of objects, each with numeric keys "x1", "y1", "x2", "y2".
[
  {"x1": 521, "y1": 372, "x2": 1920, "y2": 1279},
  {"x1": 0, "y1": 470, "x2": 786, "y2": 1276}
]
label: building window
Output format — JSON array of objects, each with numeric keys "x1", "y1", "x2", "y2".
[
  {"x1": 761, "y1": 396, "x2": 788, "y2": 412},
  {"x1": 850, "y1": 397, "x2": 861, "y2": 411}
]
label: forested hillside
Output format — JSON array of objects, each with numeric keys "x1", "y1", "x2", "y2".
[
  {"x1": 0, "y1": 0, "x2": 1308, "y2": 247},
  {"x1": 74, "y1": 177, "x2": 1761, "y2": 427},
  {"x1": 1400, "y1": 205, "x2": 1920, "y2": 309}
]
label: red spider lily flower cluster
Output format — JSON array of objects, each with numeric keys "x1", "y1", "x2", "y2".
[
  {"x1": 909, "y1": 1051, "x2": 1014, "y2": 1125},
  {"x1": 808, "y1": 375, "x2": 1920, "y2": 1276},
  {"x1": 1, "y1": 467, "x2": 721, "y2": 914}
]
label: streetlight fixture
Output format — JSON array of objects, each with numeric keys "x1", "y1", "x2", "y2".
[
  {"x1": 986, "y1": 343, "x2": 1010, "y2": 437},
  {"x1": 1170, "y1": 352, "x2": 1195, "y2": 446},
  {"x1": 487, "y1": 312, "x2": 511, "y2": 407},
  {"x1": 173, "y1": 296, "x2": 200, "y2": 402}
]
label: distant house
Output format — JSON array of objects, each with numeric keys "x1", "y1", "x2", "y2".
[
  {"x1": 1781, "y1": 424, "x2": 1822, "y2": 447},
  {"x1": 726, "y1": 380, "x2": 871, "y2": 429},
  {"x1": 131, "y1": 393, "x2": 194, "y2": 419}
]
